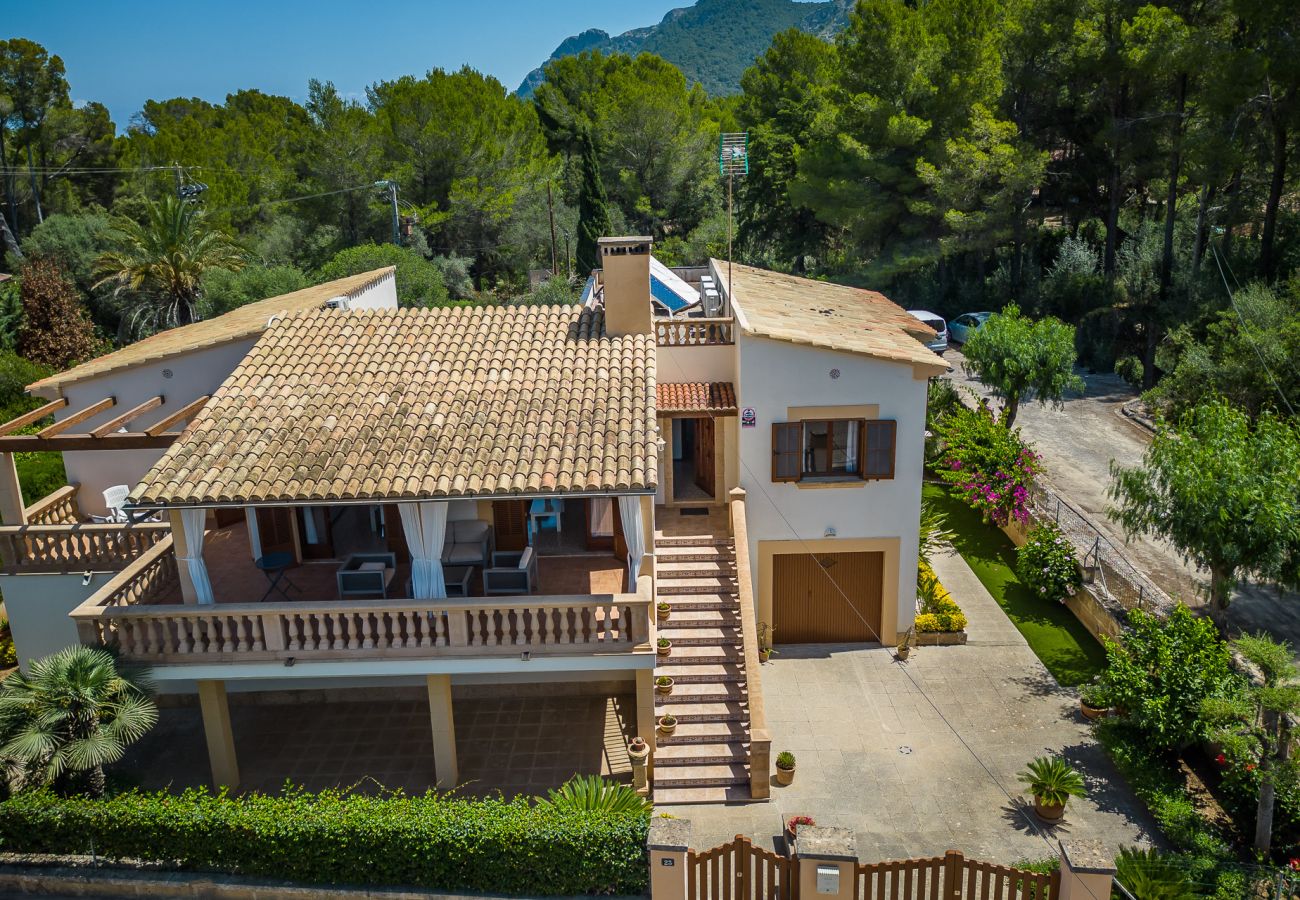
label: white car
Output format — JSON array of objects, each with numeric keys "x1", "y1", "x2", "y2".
[{"x1": 907, "y1": 310, "x2": 948, "y2": 355}]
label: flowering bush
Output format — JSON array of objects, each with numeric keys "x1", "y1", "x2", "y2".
[
  {"x1": 935, "y1": 403, "x2": 1041, "y2": 526},
  {"x1": 1016, "y1": 522, "x2": 1082, "y2": 603},
  {"x1": 914, "y1": 562, "x2": 967, "y2": 632}
]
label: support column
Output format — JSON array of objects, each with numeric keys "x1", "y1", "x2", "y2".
[
  {"x1": 1058, "y1": 840, "x2": 1116, "y2": 900},
  {"x1": 647, "y1": 817, "x2": 691, "y2": 900},
  {"x1": 426, "y1": 674, "x2": 458, "y2": 788},
  {"x1": 197, "y1": 680, "x2": 239, "y2": 788},
  {"x1": 795, "y1": 826, "x2": 858, "y2": 900},
  {"x1": 169, "y1": 509, "x2": 199, "y2": 605},
  {"x1": 636, "y1": 666, "x2": 657, "y2": 771},
  {"x1": 0, "y1": 452, "x2": 26, "y2": 525}
]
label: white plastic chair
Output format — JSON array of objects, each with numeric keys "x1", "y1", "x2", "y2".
[{"x1": 102, "y1": 485, "x2": 130, "y2": 523}]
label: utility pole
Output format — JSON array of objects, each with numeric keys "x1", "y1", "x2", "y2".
[
  {"x1": 375, "y1": 180, "x2": 400, "y2": 246},
  {"x1": 718, "y1": 133, "x2": 749, "y2": 307},
  {"x1": 546, "y1": 181, "x2": 559, "y2": 278},
  {"x1": 173, "y1": 163, "x2": 183, "y2": 198}
]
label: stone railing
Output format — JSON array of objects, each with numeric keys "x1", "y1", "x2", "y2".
[
  {"x1": 24, "y1": 485, "x2": 79, "y2": 525},
  {"x1": 0, "y1": 521, "x2": 172, "y2": 574},
  {"x1": 728, "y1": 487, "x2": 771, "y2": 801},
  {"x1": 71, "y1": 555, "x2": 654, "y2": 665},
  {"x1": 654, "y1": 317, "x2": 734, "y2": 347}
]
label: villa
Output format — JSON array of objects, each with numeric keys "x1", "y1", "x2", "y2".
[{"x1": 0, "y1": 237, "x2": 946, "y2": 804}]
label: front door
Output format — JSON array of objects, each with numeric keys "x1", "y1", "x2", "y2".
[{"x1": 693, "y1": 416, "x2": 716, "y2": 498}]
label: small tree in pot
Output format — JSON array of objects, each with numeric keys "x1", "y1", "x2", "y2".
[{"x1": 1018, "y1": 755, "x2": 1085, "y2": 821}]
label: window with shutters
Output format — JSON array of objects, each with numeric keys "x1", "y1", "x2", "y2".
[{"x1": 771, "y1": 418, "x2": 896, "y2": 483}]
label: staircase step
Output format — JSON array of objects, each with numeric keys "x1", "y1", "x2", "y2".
[
  {"x1": 656, "y1": 562, "x2": 737, "y2": 577},
  {"x1": 655, "y1": 548, "x2": 736, "y2": 563},
  {"x1": 655, "y1": 662, "x2": 747, "y2": 683},
  {"x1": 658, "y1": 583, "x2": 739, "y2": 596},
  {"x1": 654, "y1": 785, "x2": 753, "y2": 805},
  {"x1": 657, "y1": 700, "x2": 746, "y2": 722},
  {"x1": 658, "y1": 609, "x2": 741, "y2": 628},
  {"x1": 653, "y1": 763, "x2": 749, "y2": 788},
  {"x1": 661, "y1": 627, "x2": 742, "y2": 646},
  {"x1": 655, "y1": 681, "x2": 747, "y2": 703},
  {"x1": 658, "y1": 721, "x2": 750, "y2": 744},
  {"x1": 655, "y1": 742, "x2": 748, "y2": 765},
  {"x1": 655, "y1": 537, "x2": 734, "y2": 548},
  {"x1": 658, "y1": 595, "x2": 740, "y2": 611},
  {"x1": 659, "y1": 645, "x2": 744, "y2": 665}
]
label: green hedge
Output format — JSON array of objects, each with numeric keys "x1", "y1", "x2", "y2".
[{"x1": 0, "y1": 787, "x2": 649, "y2": 895}]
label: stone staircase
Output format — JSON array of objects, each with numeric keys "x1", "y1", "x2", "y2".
[{"x1": 652, "y1": 532, "x2": 753, "y2": 804}]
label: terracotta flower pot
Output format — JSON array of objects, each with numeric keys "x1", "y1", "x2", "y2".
[
  {"x1": 657, "y1": 641, "x2": 672, "y2": 657},
  {"x1": 1033, "y1": 797, "x2": 1066, "y2": 822},
  {"x1": 1079, "y1": 700, "x2": 1108, "y2": 721},
  {"x1": 776, "y1": 766, "x2": 795, "y2": 786},
  {"x1": 655, "y1": 679, "x2": 674, "y2": 696},
  {"x1": 657, "y1": 605, "x2": 671, "y2": 621},
  {"x1": 657, "y1": 717, "x2": 677, "y2": 737}
]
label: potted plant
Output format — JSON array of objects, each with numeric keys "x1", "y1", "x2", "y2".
[
  {"x1": 657, "y1": 637, "x2": 672, "y2": 657},
  {"x1": 658, "y1": 714, "x2": 677, "y2": 736},
  {"x1": 1078, "y1": 678, "x2": 1111, "y2": 720},
  {"x1": 758, "y1": 622, "x2": 775, "y2": 662},
  {"x1": 1018, "y1": 755, "x2": 1086, "y2": 822},
  {"x1": 657, "y1": 601, "x2": 672, "y2": 621},
  {"x1": 896, "y1": 627, "x2": 914, "y2": 661},
  {"x1": 655, "y1": 675, "x2": 675, "y2": 695},
  {"x1": 775, "y1": 750, "x2": 796, "y2": 786}
]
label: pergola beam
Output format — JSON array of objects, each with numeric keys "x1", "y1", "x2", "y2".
[
  {"x1": 0, "y1": 397, "x2": 68, "y2": 437},
  {"x1": 90, "y1": 395, "x2": 164, "y2": 438},
  {"x1": 146, "y1": 394, "x2": 211, "y2": 437},
  {"x1": 0, "y1": 433, "x2": 178, "y2": 453},
  {"x1": 36, "y1": 396, "x2": 115, "y2": 438}
]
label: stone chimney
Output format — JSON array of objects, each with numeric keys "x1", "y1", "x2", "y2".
[{"x1": 599, "y1": 236, "x2": 652, "y2": 336}]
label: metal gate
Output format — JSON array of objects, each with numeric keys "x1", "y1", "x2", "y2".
[
  {"x1": 687, "y1": 835, "x2": 797, "y2": 900},
  {"x1": 857, "y1": 851, "x2": 1060, "y2": 899}
]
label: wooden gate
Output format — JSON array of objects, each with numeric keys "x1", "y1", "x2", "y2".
[
  {"x1": 688, "y1": 835, "x2": 797, "y2": 900},
  {"x1": 856, "y1": 851, "x2": 1060, "y2": 899}
]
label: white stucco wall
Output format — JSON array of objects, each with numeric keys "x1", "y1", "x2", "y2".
[
  {"x1": 0, "y1": 571, "x2": 116, "y2": 670},
  {"x1": 734, "y1": 332, "x2": 929, "y2": 635},
  {"x1": 344, "y1": 271, "x2": 399, "y2": 310},
  {"x1": 656, "y1": 343, "x2": 736, "y2": 384},
  {"x1": 56, "y1": 339, "x2": 259, "y2": 517}
]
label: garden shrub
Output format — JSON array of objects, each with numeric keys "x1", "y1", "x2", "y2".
[
  {"x1": 934, "y1": 403, "x2": 1041, "y2": 526},
  {"x1": 914, "y1": 562, "x2": 967, "y2": 632},
  {"x1": 0, "y1": 787, "x2": 649, "y2": 895},
  {"x1": 1015, "y1": 521, "x2": 1082, "y2": 603},
  {"x1": 1103, "y1": 606, "x2": 1236, "y2": 752}
]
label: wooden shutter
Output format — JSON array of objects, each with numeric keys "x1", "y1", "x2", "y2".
[
  {"x1": 771, "y1": 422, "x2": 802, "y2": 482},
  {"x1": 863, "y1": 420, "x2": 897, "y2": 479},
  {"x1": 491, "y1": 500, "x2": 529, "y2": 552}
]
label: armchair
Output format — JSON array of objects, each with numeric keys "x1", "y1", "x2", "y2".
[
  {"x1": 483, "y1": 547, "x2": 539, "y2": 595},
  {"x1": 441, "y1": 520, "x2": 492, "y2": 567}
]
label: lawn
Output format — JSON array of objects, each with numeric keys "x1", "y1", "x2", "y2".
[{"x1": 924, "y1": 482, "x2": 1106, "y2": 686}]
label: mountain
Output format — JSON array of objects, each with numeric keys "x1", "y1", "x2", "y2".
[{"x1": 516, "y1": 0, "x2": 855, "y2": 97}]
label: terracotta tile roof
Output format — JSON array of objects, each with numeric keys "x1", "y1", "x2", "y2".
[
  {"x1": 657, "y1": 382, "x2": 737, "y2": 414},
  {"x1": 130, "y1": 305, "x2": 658, "y2": 507},
  {"x1": 27, "y1": 268, "x2": 396, "y2": 396},
  {"x1": 716, "y1": 261, "x2": 950, "y2": 373}
]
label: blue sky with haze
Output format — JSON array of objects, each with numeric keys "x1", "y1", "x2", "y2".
[{"x1": 8, "y1": 0, "x2": 707, "y2": 129}]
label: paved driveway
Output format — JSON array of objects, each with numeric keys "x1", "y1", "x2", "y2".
[{"x1": 670, "y1": 548, "x2": 1160, "y2": 865}]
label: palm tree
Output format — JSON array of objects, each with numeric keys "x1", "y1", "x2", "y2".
[
  {"x1": 94, "y1": 194, "x2": 245, "y2": 335},
  {"x1": 0, "y1": 646, "x2": 157, "y2": 797}
]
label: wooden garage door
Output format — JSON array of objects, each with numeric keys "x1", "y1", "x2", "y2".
[{"x1": 773, "y1": 552, "x2": 884, "y2": 644}]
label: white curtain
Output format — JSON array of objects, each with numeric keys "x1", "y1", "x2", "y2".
[
  {"x1": 618, "y1": 495, "x2": 645, "y2": 592},
  {"x1": 178, "y1": 508, "x2": 215, "y2": 605},
  {"x1": 399, "y1": 501, "x2": 448, "y2": 599}
]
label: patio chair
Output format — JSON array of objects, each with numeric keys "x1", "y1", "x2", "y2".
[
  {"x1": 102, "y1": 485, "x2": 130, "y2": 523},
  {"x1": 441, "y1": 519, "x2": 493, "y2": 567},
  {"x1": 336, "y1": 552, "x2": 397, "y2": 599},
  {"x1": 483, "y1": 547, "x2": 539, "y2": 595}
]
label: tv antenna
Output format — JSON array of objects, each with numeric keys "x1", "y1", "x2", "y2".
[{"x1": 718, "y1": 132, "x2": 748, "y2": 306}]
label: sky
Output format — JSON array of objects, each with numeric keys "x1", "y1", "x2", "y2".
[{"x1": 6, "y1": 0, "x2": 697, "y2": 129}]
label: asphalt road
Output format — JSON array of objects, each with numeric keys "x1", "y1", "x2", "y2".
[{"x1": 943, "y1": 347, "x2": 1300, "y2": 650}]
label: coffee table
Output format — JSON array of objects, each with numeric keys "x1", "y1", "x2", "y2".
[{"x1": 445, "y1": 566, "x2": 474, "y2": 598}]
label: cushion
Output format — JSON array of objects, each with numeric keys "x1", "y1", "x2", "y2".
[
  {"x1": 450, "y1": 519, "x2": 491, "y2": 542},
  {"x1": 517, "y1": 546, "x2": 534, "y2": 569},
  {"x1": 444, "y1": 543, "x2": 485, "y2": 565}
]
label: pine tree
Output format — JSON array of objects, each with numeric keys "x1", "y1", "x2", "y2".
[{"x1": 575, "y1": 127, "x2": 610, "y2": 277}]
